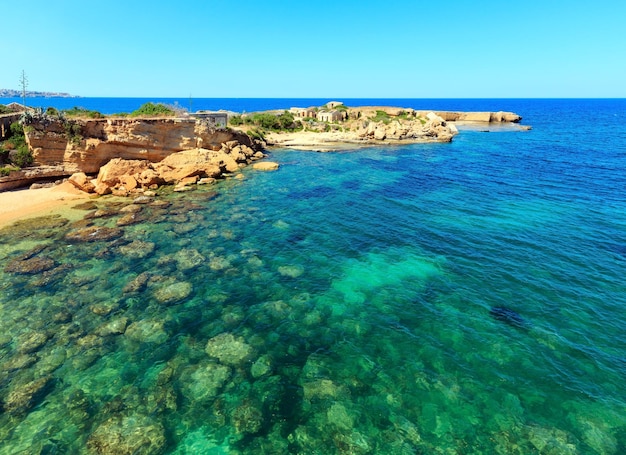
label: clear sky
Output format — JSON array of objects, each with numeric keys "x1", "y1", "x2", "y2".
[{"x1": 3, "y1": 0, "x2": 625, "y2": 98}]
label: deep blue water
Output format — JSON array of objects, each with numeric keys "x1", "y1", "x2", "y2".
[{"x1": 0, "y1": 99, "x2": 625, "y2": 453}]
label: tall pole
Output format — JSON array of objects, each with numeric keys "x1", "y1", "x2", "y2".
[{"x1": 19, "y1": 70, "x2": 28, "y2": 108}]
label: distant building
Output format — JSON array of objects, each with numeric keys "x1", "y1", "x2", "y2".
[
  {"x1": 290, "y1": 107, "x2": 317, "y2": 118},
  {"x1": 195, "y1": 111, "x2": 228, "y2": 128},
  {"x1": 316, "y1": 110, "x2": 345, "y2": 123},
  {"x1": 326, "y1": 101, "x2": 344, "y2": 109}
]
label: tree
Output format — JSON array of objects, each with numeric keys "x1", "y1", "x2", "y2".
[{"x1": 19, "y1": 70, "x2": 28, "y2": 107}]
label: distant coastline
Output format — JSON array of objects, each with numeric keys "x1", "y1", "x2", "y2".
[{"x1": 0, "y1": 88, "x2": 79, "y2": 98}]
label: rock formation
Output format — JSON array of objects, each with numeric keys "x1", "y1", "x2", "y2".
[
  {"x1": 25, "y1": 117, "x2": 258, "y2": 173},
  {"x1": 0, "y1": 117, "x2": 264, "y2": 191},
  {"x1": 87, "y1": 141, "x2": 261, "y2": 196}
]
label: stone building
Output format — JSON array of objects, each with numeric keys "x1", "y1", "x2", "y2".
[
  {"x1": 194, "y1": 111, "x2": 228, "y2": 128},
  {"x1": 326, "y1": 101, "x2": 344, "y2": 109},
  {"x1": 290, "y1": 107, "x2": 317, "y2": 118},
  {"x1": 316, "y1": 110, "x2": 345, "y2": 123}
]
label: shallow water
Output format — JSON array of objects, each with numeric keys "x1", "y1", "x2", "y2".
[{"x1": 1, "y1": 100, "x2": 625, "y2": 454}]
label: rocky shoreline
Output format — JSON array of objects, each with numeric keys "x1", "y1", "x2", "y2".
[
  {"x1": 0, "y1": 105, "x2": 527, "y2": 193},
  {"x1": 262, "y1": 107, "x2": 525, "y2": 151}
]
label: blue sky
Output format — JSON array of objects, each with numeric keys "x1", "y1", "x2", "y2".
[{"x1": 3, "y1": 0, "x2": 625, "y2": 97}]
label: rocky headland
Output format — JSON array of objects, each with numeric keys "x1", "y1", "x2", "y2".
[
  {"x1": 258, "y1": 106, "x2": 524, "y2": 151},
  {"x1": 1, "y1": 115, "x2": 267, "y2": 193},
  {"x1": 0, "y1": 103, "x2": 526, "y2": 194}
]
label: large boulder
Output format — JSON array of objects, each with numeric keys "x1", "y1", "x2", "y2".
[
  {"x1": 68, "y1": 172, "x2": 96, "y2": 193},
  {"x1": 153, "y1": 148, "x2": 222, "y2": 183},
  {"x1": 252, "y1": 161, "x2": 280, "y2": 171},
  {"x1": 95, "y1": 158, "x2": 151, "y2": 195}
]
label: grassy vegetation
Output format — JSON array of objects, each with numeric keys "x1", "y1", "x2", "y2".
[
  {"x1": 63, "y1": 106, "x2": 104, "y2": 118},
  {"x1": 370, "y1": 110, "x2": 391, "y2": 124},
  {"x1": 0, "y1": 105, "x2": 11, "y2": 114},
  {"x1": 129, "y1": 102, "x2": 176, "y2": 117},
  {"x1": 230, "y1": 110, "x2": 302, "y2": 132},
  {"x1": 246, "y1": 129, "x2": 266, "y2": 142}
]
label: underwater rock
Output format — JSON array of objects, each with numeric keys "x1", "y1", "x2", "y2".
[
  {"x1": 326, "y1": 402, "x2": 354, "y2": 430},
  {"x1": 119, "y1": 203, "x2": 143, "y2": 213},
  {"x1": 133, "y1": 195, "x2": 154, "y2": 204},
  {"x1": 90, "y1": 301, "x2": 119, "y2": 316},
  {"x1": 73, "y1": 201, "x2": 99, "y2": 211},
  {"x1": 150, "y1": 199, "x2": 170, "y2": 207},
  {"x1": 119, "y1": 240, "x2": 155, "y2": 259},
  {"x1": 0, "y1": 214, "x2": 69, "y2": 242},
  {"x1": 17, "y1": 330, "x2": 51, "y2": 354},
  {"x1": 65, "y1": 226, "x2": 124, "y2": 243},
  {"x1": 86, "y1": 414, "x2": 166, "y2": 455},
  {"x1": 232, "y1": 401, "x2": 264, "y2": 434},
  {"x1": 302, "y1": 379, "x2": 346, "y2": 403},
  {"x1": 52, "y1": 309, "x2": 73, "y2": 323},
  {"x1": 174, "y1": 248, "x2": 205, "y2": 271},
  {"x1": 153, "y1": 280, "x2": 193, "y2": 305},
  {"x1": 4, "y1": 255, "x2": 57, "y2": 275},
  {"x1": 251, "y1": 355, "x2": 273, "y2": 378},
  {"x1": 123, "y1": 272, "x2": 151, "y2": 293},
  {"x1": 208, "y1": 255, "x2": 231, "y2": 271},
  {"x1": 278, "y1": 264, "x2": 304, "y2": 278},
  {"x1": 253, "y1": 161, "x2": 280, "y2": 171},
  {"x1": 525, "y1": 424, "x2": 579, "y2": 454},
  {"x1": 96, "y1": 317, "x2": 130, "y2": 336},
  {"x1": 125, "y1": 319, "x2": 169, "y2": 344},
  {"x1": 3, "y1": 353, "x2": 37, "y2": 372},
  {"x1": 3, "y1": 376, "x2": 53, "y2": 416},
  {"x1": 37, "y1": 346, "x2": 67, "y2": 375},
  {"x1": 116, "y1": 212, "x2": 145, "y2": 227},
  {"x1": 205, "y1": 333, "x2": 254, "y2": 366},
  {"x1": 490, "y1": 306, "x2": 528, "y2": 329},
  {"x1": 85, "y1": 208, "x2": 118, "y2": 219},
  {"x1": 180, "y1": 361, "x2": 232, "y2": 402}
]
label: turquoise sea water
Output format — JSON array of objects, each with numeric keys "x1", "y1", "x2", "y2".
[{"x1": 0, "y1": 99, "x2": 625, "y2": 453}]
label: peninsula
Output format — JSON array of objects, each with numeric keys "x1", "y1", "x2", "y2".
[{"x1": 245, "y1": 103, "x2": 524, "y2": 151}]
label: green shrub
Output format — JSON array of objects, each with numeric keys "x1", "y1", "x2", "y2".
[
  {"x1": 130, "y1": 102, "x2": 176, "y2": 117},
  {"x1": 371, "y1": 110, "x2": 391, "y2": 123},
  {"x1": 10, "y1": 121, "x2": 24, "y2": 137},
  {"x1": 0, "y1": 149, "x2": 9, "y2": 165},
  {"x1": 12, "y1": 145, "x2": 33, "y2": 167},
  {"x1": 64, "y1": 106, "x2": 103, "y2": 118},
  {"x1": 247, "y1": 129, "x2": 266, "y2": 142},
  {"x1": 0, "y1": 166, "x2": 15, "y2": 177},
  {"x1": 229, "y1": 115, "x2": 244, "y2": 126},
  {"x1": 0, "y1": 105, "x2": 10, "y2": 114},
  {"x1": 64, "y1": 121, "x2": 83, "y2": 145}
]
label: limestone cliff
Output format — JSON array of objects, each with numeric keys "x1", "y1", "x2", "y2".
[{"x1": 24, "y1": 117, "x2": 258, "y2": 174}]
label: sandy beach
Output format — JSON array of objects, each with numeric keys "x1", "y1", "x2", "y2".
[{"x1": 0, "y1": 182, "x2": 91, "y2": 228}]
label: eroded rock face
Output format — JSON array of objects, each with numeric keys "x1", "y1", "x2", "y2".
[{"x1": 26, "y1": 118, "x2": 256, "y2": 174}]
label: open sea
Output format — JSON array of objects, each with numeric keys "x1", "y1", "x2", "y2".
[{"x1": 0, "y1": 98, "x2": 625, "y2": 454}]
